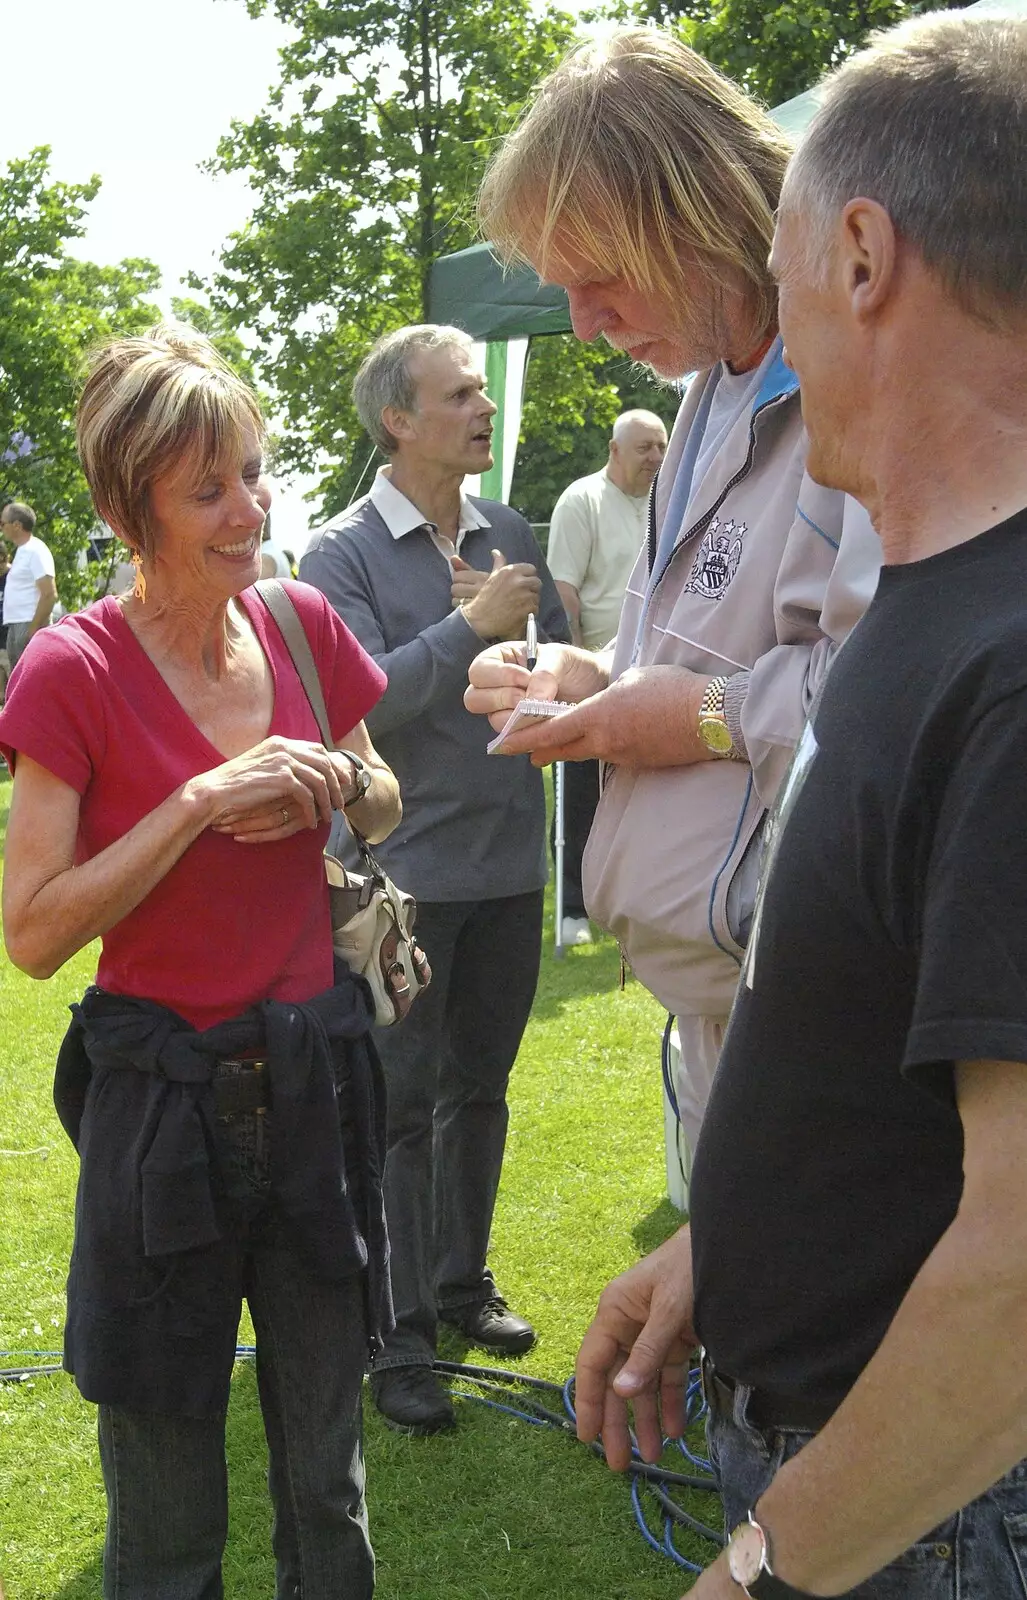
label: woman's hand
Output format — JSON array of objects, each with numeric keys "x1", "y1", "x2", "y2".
[
  {"x1": 198, "y1": 738, "x2": 353, "y2": 842},
  {"x1": 464, "y1": 641, "x2": 611, "y2": 733}
]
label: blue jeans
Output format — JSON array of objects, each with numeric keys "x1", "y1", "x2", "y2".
[
  {"x1": 706, "y1": 1377, "x2": 1027, "y2": 1597},
  {"x1": 372, "y1": 890, "x2": 544, "y2": 1370},
  {"x1": 97, "y1": 1101, "x2": 373, "y2": 1600}
]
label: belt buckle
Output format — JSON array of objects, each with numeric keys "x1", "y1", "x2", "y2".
[{"x1": 215, "y1": 1057, "x2": 268, "y2": 1116}]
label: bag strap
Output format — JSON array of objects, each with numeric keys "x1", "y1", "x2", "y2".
[
  {"x1": 255, "y1": 579, "x2": 385, "y2": 872},
  {"x1": 257, "y1": 579, "x2": 334, "y2": 748}
]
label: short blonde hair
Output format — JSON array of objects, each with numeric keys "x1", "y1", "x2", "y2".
[
  {"x1": 76, "y1": 322, "x2": 265, "y2": 557},
  {"x1": 478, "y1": 28, "x2": 791, "y2": 345}
]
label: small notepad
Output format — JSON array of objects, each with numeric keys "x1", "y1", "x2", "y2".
[{"x1": 486, "y1": 698, "x2": 574, "y2": 754}]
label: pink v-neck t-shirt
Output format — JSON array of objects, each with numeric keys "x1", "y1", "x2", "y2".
[{"x1": 0, "y1": 583, "x2": 386, "y2": 1028}]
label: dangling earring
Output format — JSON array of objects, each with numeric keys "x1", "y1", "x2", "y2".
[{"x1": 131, "y1": 551, "x2": 147, "y2": 603}]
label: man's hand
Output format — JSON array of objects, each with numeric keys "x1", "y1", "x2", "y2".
[
  {"x1": 575, "y1": 1227, "x2": 696, "y2": 1472},
  {"x1": 469, "y1": 663, "x2": 715, "y2": 766},
  {"x1": 464, "y1": 640, "x2": 611, "y2": 729},
  {"x1": 449, "y1": 554, "x2": 488, "y2": 607},
  {"x1": 457, "y1": 548, "x2": 542, "y2": 641}
]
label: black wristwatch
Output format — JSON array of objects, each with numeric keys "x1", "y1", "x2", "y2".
[
  {"x1": 726, "y1": 1510, "x2": 813, "y2": 1597},
  {"x1": 339, "y1": 750, "x2": 372, "y2": 808}
]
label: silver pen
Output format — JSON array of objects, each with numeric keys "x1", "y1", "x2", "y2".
[{"x1": 525, "y1": 612, "x2": 538, "y2": 672}]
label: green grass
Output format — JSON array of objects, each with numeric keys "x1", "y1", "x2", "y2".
[{"x1": 0, "y1": 772, "x2": 718, "y2": 1598}]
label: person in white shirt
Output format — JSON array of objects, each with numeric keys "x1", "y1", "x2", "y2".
[
  {"x1": 1, "y1": 503, "x2": 56, "y2": 670},
  {"x1": 546, "y1": 410, "x2": 667, "y2": 944},
  {"x1": 260, "y1": 515, "x2": 292, "y2": 579}
]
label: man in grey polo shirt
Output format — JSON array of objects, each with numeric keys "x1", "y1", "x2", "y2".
[{"x1": 301, "y1": 324, "x2": 569, "y2": 1434}]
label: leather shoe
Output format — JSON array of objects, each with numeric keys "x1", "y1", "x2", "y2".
[
  {"x1": 441, "y1": 1297, "x2": 537, "y2": 1356},
  {"x1": 371, "y1": 1366, "x2": 455, "y2": 1435}
]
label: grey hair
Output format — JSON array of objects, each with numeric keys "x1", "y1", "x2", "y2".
[
  {"x1": 611, "y1": 409, "x2": 666, "y2": 444},
  {"x1": 1, "y1": 501, "x2": 36, "y2": 534},
  {"x1": 782, "y1": 13, "x2": 1027, "y2": 325},
  {"x1": 353, "y1": 324, "x2": 476, "y2": 454}
]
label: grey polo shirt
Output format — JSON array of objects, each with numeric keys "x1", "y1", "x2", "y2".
[{"x1": 300, "y1": 473, "x2": 570, "y2": 903}]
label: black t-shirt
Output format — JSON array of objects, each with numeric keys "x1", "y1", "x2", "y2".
[{"x1": 691, "y1": 507, "x2": 1027, "y2": 1412}]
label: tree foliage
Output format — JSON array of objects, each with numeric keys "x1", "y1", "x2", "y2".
[
  {"x1": 207, "y1": 0, "x2": 963, "y2": 530},
  {"x1": 511, "y1": 341, "x2": 679, "y2": 525},
  {"x1": 641, "y1": 0, "x2": 966, "y2": 107},
  {"x1": 0, "y1": 148, "x2": 159, "y2": 608},
  {"x1": 201, "y1": 0, "x2": 580, "y2": 516}
]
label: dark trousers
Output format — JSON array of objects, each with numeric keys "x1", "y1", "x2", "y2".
[
  {"x1": 97, "y1": 1108, "x2": 373, "y2": 1600},
  {"x1": 372, "y1": 890, "x2": 544, "y2": 1369},
  {"x1": 550, "y1": 759, "x2": 600, "y2": 918}
]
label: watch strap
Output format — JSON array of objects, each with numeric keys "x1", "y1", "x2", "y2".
[
  {"x1": 338, "y1": 749, "x2": 372, "y2": 807},
  {"x1": 698, "y1": 673, "x2": 729, "y2": 724},
  {"x1": 745, "y1": 1569, "x2": 813, "y2": 1599}
]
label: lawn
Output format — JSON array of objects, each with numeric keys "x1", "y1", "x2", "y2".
[{"x1": 0, "y1": 771, "x2": 720, "y2": 1598}]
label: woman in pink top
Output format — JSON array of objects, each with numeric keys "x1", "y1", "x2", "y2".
[{"x1": 0, "y1": 324, "x2": 401, "y2": 1600}]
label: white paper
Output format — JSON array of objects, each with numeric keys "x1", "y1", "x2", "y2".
[{"x1": 486, "y1": 697, "x2": 574, "y2": 754}]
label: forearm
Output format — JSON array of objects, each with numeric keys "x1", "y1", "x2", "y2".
[
  {"x1": 366, "y1": 611, "x2": 481, "y2": 736},
  {"x1": 756, "y1": 1212, "x2": 1027, "y2": 1595},
  {"x1": 554, "y1": 581, "x2": 584, "y2": 647},
  {"x1": 343, "y1": 760, "x2": 401, "y2": 846},
  {"x1": 589, "y1": 665, "x2": 716, "y2": 768},
  {"x1": 4, "y1": 780, "x2": 216, "y2": 978},
  {"x1": 29, "y1": 590, "x2": 54, "y2": 634}
]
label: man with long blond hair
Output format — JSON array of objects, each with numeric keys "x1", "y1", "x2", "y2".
[
  {"x1": 566, "y1": 14, "x2": 1027, "y2": 1598},
  {"x1": 466, "y1": 27, "x2": 880, "y2": 1162}
]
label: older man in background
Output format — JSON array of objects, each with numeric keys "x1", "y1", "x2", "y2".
[
  {"x1": 301, "y1": 325, "x2": 569, "y2": 1435},
  {"x1": 547, "y1": 409, "x2": 667, "y2": 945},
  {"x1": 467, "y1": 28, "x2": 879, "y2": 1165},
  {"x1": 573, "y1": 15, "x2": 1027, "y2": 1598},
  {"x1": 1, "y1": 503, "x2": 56, "y2": 670}
]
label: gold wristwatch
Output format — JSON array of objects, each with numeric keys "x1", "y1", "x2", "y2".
[{"x1": 697, "y1": 674, "x2": 736, "y2": 757}]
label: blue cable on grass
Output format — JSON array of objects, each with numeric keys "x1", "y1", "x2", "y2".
[{"x1": 447, "y1": 1359, "x2": 724, "y2": 1568}]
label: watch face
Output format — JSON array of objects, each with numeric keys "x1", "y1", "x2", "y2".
[
  {"x1": 699, "y1": 716, "x2": 734, "y2": 754},
  {"x1": 727, "y1": 1520, "x2": 767, "y2": 1587}
]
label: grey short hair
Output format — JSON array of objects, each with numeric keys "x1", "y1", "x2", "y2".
[
  {"x1": 782, "y1": 14, "x2": 1027, "y2": 325},
  {"x1": 2, "y1": 501, "x2": 36, "y2": 534},
  {"x1": 611, "y1": 410, "x2": 666, "y2": 444},
  {"x1": 353, "y1": 324, "x2": 476, "y2": 454}
]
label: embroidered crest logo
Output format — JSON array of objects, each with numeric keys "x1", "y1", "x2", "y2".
[{"x1": 683, "y1": 515, "x2": 746, "y2": 600}]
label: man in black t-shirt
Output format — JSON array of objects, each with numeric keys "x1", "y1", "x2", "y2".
[{"x1": 571, "y1": 15, "x2": 1027, "y2": 1600}]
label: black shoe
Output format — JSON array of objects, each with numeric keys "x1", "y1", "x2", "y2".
[
  {"x1": 370, "y1": 1366, "x2": 455, "y2": 1435},
  {"x1": 441, "y1": 1297, "x2": 537, "y2": 1356}
]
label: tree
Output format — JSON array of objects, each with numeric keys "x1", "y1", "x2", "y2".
[
  {"x1": 510, "y1": 340, "x2": 679, "y2": 529},
  {"x1": 634, "y1": 1, "x2": 971, "y2": 108},
  {"x1": 0, "y1": 148, "x2": 159, "y2": 608},
  {"x1": 200, "y1": 0, "x2": 582, "y2": 516}
]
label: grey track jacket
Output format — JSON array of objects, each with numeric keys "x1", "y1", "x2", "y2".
[{"x1": 583, "y1": 340, "x2": 882, "y2": 1019}]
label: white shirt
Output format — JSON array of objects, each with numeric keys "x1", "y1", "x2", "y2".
[
  {"x1": 4, "y1": 535, "x2": 55, "y2": 624},
  {"x1": 370, "y1": 467, "x2": 490, "y2": 568},
  {"x1": 546, "y1": 468, "x2": 648, "y2": 651},
  {"x1": 261, "y1": 540, "x2": 292, "y2": 578}
]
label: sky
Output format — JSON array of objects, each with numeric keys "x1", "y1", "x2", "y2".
[{"x1": 2, "y1": 0, "x2": 324, "y2": 554}]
